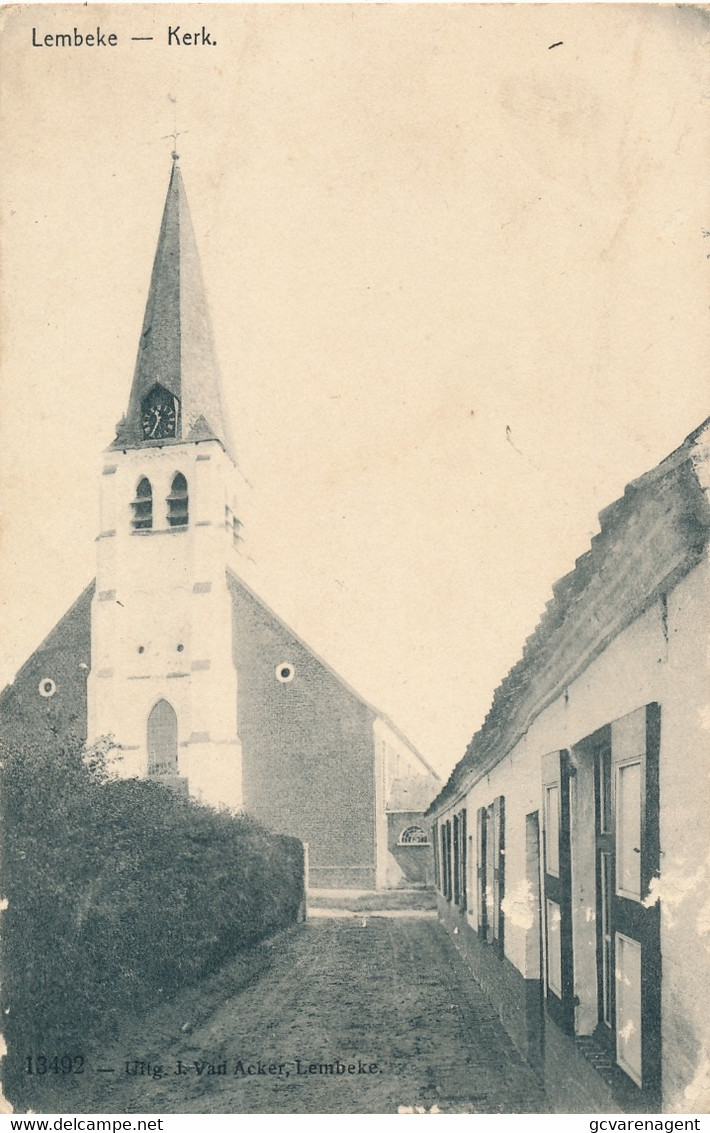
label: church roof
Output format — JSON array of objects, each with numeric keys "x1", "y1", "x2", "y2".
[
  {"x1": 112, "y1": 157, "x2": 235, "y2": 459},
  {"x1": 387, "y1": 775, "x2": 441, "y2": 813}
]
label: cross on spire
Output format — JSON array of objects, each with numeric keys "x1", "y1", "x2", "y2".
[
  {"x1": 163, "y1": 94, "x2": 187, "y2": 161},
  {"x1": 162, "y1": 128, "x2": 188, "y2": 161}
]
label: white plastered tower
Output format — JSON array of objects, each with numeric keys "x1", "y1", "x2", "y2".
[{"x1": 87, "y1": 155, "x2": 243, "y2": 810}]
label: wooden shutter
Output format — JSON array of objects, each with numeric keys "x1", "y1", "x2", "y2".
[
  {"x1": 445, "y1": 820, "x2": 453, "y2": 901},
  {"x1": 460, "y1": 808, "x2": 468, "y2": 912},
  {"x1": 432, "y1": 820, "x2": 441, "y2": 890},
  {"x1": 542, "y1": 749, "x2": 574, "y2": 1033},
  {"x1": 610, "y1": 703, "x2": 661, "y2": 1095},
  {"x1": 485, "y1": 803, "x2": 495, "y2": 941},
  {"x1": 491, "y1": 796, "x2": 505, "y2": 954},
  {"x1": 453, "y1": 813, "x2": 461, "y2": 905},
  {"x1": 476, "y1": 807, "x2": 487, "y2": 936}
]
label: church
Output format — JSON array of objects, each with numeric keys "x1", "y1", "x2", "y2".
[{"x1": 0, "y1": 156, "x2": 440, "y2": 891}]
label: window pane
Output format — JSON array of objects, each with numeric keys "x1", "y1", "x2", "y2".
[
  {"x1": 598, "y1": 747, "x2": 612, "y2": 833},
  {"x1": 400, "y1": 825, "x2": 428, "y2": 845},
  {"x1": 616, "y1": 933, "x2": 642, "y2": 1086},
  {"x1": 546, "y1": 899, "x2": 562, "y2": 998},
  {"x1": 616, "y1": 761, "x2": 641, "y2": 899},
  {"x1": 147, "y1": 699, "x2": 178, "y2": 775},
  {"x1": 545, "y1": 784, "x2": 560, "y2": 876}
]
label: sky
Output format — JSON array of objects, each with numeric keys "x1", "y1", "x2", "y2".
[{"x1": 0, "y1": 4, "x2": 708, "y2": 779}]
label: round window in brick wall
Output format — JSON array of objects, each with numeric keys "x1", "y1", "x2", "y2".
[
  {"x1": 38, "y1": 677, "x2": 57, "y2": 698},
  {"x1": 275, "y1": 662, "x2": 295, "y2": 684}
]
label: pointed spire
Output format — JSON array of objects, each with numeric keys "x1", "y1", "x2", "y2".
[{"x1": 113, "y1": 158, "x2": 235, "y2": 459}]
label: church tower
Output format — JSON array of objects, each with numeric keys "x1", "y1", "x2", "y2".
[{"x1": 87, "y1": 155, "x2": 244, "y2": 810}]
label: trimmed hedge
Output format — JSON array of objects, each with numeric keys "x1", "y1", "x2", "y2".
[{"x1": 0, "y1": 723, "x2": 303, "y2": 1104}]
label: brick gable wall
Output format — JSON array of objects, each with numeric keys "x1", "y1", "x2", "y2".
[{"x1": 229, "y1": 576, "x2": 378, "y2": 889}]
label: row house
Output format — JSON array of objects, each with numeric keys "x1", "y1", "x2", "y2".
[{"x1": 428, "y1": 418, "x2": 710, "y2": 1112}]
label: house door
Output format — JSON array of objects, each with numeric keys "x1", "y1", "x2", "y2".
[
  {"x1": 541, "y1": 749, "x2": 574, "y2": 1033},
  {"x1": 525, "y1": 810, "x2": 545, "y2": 1066}
]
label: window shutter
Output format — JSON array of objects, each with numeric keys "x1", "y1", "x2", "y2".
[
  {"x1": 460, "y1": 808, "x2": 468, "y2": 912},
  {"x1": 476, "y1": 806, "x2": 487, "y2": 936},
  {"x1": 445, "y1": 821, "x2": 453, "y2": 901},
  {"x1": 491, "y1": 795, "x2": 505, "y2": 953},
  {"x1": 453, "y1": 813, "x2": 461, "y2": 905},
  {"x1": 610, "y1": 703, "x2": 660, "y2": 904},
  {"x1": 432, "y1": 820, "x2": 440, "y2": 890},
  {"x1": 609, "y1": 703, "x2": 661, "y2": 1094}
]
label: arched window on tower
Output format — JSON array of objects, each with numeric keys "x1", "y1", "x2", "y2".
[
  {"x1": 131, "y1": 477, "x2": 153, "y2": 530},
  {"x1": 167, "y1": 473, "x2": 189, "y2": 528},
  {"x1": 147, "y1": 699, "x2": 178, "y2": 777}
]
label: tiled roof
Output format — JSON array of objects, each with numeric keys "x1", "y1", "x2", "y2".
[{"x1": 428, "y1": 417, "x2": 710, "y2": 816}]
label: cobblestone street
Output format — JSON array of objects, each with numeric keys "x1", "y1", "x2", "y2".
[{"x1": 40, "y1": 916, "x2": 549, "y2": 1114}]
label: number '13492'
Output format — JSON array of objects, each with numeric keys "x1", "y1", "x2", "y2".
[{"x1": 25, "y1": 1056, "x2": 84, "y2": 1074}]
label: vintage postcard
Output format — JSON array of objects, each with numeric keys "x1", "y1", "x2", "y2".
[{"x1": 0, "y1": 3, "x2": 708, "y2": 1117}]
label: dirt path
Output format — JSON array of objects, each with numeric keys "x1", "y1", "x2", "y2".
[{"x1": 32, "y1": 917, "x2": 549, "y2": 1114}]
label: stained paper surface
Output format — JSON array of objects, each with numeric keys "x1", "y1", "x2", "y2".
[{"x1": 0, "y1": 3, "x2": 708, "y2": 1118}]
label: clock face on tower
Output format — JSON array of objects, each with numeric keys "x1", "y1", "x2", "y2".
[{"x1": 141, "y1": 386, "x2": 178, "y2": 440}]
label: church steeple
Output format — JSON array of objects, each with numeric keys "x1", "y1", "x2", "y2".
[{"x1": 113, "y1": 156, "x2": 235, "y2": 459}]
